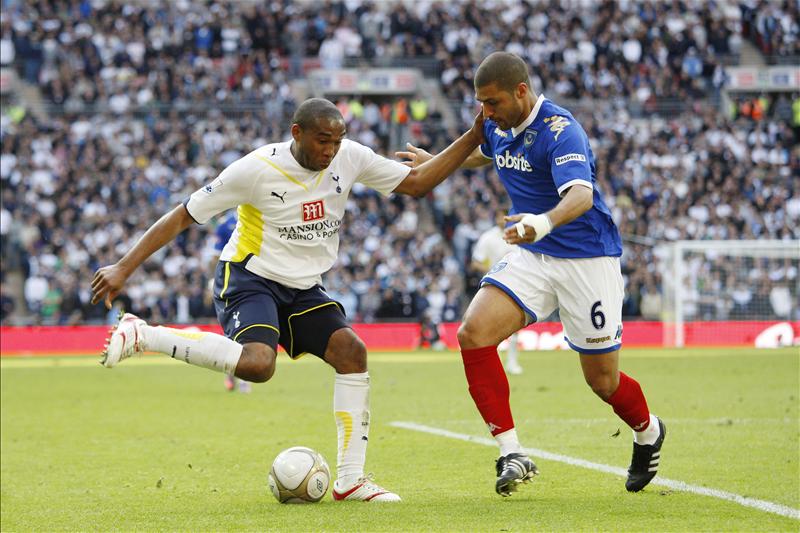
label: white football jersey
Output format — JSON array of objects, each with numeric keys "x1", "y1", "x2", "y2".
[
  {"x1": 472, "y1": 226, "x2": 515, "y2": 268},
  {"x1": 185, "y1": 139, "x2": 410, "y2": 289}
]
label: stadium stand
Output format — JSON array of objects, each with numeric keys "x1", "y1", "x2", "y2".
[
  {"x1": 1, "y1": 0, "x2": 797, "y2": 326},
  {"x1": 740, "y1": 0, "x2": 800, "y2": 61}
]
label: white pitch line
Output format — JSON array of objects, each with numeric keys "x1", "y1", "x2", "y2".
[{"x1": 390, "y1": 421, "x2": 800, "y2": 520}]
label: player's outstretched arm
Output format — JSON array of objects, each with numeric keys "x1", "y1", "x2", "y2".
[
  {"x1": 91, "y1": 204, "x2": 196, "y2": 309},
  {"x1": 503, "y1": 185, "x2": 593, "y2": 244},
  {"x1": 396, "y1": 144, "x2": 492, "y2": 170},
  {"x1": 392, "y1": 112, "x2": 486, "y2": 197}
]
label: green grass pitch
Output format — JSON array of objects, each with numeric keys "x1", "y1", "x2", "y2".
[{"x1": 2, "y1": 347, "x2": 798, "y2": 531}]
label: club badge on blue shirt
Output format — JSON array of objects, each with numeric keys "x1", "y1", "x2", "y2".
[{"x1": 524, "y1": 129, "x2": 537, "y2": 147}]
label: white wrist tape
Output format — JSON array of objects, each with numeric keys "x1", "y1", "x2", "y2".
[{"x1": 515, "y1": 213, "x2": 553, "y2": 242}]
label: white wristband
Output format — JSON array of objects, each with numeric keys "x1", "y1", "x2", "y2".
[{"x1": 515, "y1": 213, "x2": 553, "y2": 242}]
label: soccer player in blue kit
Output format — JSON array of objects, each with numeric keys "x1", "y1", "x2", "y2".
[{"x1": 398, "y1": 52, "x2": 665, "y2": 497}]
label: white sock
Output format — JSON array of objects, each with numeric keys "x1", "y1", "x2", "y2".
[
  {"x1": 506, "y1": 333, "x2": 519, "y2": 365},
  {"x1": 633, "y1": 413, "x2": 661, "y2": 445},
  {"x1": 334, "y1": 372, "x2": 370, "y2": 488},
  {"x1": 143, "y1": 325, "x2": 242, "y2": 375},
  {"x1": 495, "y1": 428, "x2": 524, "y2": 457}
]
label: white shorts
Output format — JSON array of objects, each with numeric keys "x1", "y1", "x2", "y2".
[{"x1": 482, "y1": 248, "x2": 624, "y2": 354}]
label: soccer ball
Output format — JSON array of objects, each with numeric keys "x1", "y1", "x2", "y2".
[{"x1": 268, "y1": 446, "x2": 330, "y2": 504}]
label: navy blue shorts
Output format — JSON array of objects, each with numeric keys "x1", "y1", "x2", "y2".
[{"x1": 213, "y1": 261, "x2": 348, "y2": 359}]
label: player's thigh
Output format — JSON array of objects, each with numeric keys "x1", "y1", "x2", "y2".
[
  {"x1": 462, "y1": 247, "x2": 560, "y2": 347},
  {"x1": 462, "y1": 248, "x2": 558, "y2": 345},
  {"x1": 553, "y1": 256, "x2": 624, "y2": 354},
  {"x1": 460, "y1": 285, "x2": 527, "y2": 347},
  {"x1": 280, "y1": 286, "x2": 350, "y2": 359},
  {"x1": 213, "y1": 261, "x2": 281, "y2": 350}
]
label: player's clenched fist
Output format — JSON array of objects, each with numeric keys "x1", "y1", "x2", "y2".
[{"x1": 503, "y1": 213, "x2": 553, "y2": 244}]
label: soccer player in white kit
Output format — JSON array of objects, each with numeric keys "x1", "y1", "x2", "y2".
[
  {"x1": 470, "y1": 208, "x2": 521, "y2": 375},
  {"x1": 91, "y1": 98, "x2": 485, "y2": 502},
  {"x1": 399, "y1": 52, "x2": 665, "y2": 497}
]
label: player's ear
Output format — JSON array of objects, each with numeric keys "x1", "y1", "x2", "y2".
[
  {"x1": 290, "y1": 123, "x2": 302, "y2": 141},
  {"x1": 516, "y1": 82, "x2": 528, "y2": 100}
]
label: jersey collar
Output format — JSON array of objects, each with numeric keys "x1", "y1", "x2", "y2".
[{"x1": 511, "y1": 93, "x2": 546, "y2": 138}]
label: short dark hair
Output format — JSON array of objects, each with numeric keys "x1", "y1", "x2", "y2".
[
  {"x1": 474, "y1": 52, "x2": 530, "y2": 93},
  {"x1": 292, "y1": 98, "x2": 343, "y2": 130}
]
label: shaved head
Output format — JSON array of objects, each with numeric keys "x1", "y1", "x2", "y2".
[
  {"x1": 474, "y1": 52, "x2": 530, "y2": 93},
  {"x1": 290, "y1": 98, "x2": 346, "y2": 171},
  {"x1": 292, "y1": 98, "x2": 344, "y2": 130}
]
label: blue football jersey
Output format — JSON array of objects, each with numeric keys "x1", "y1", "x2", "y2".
[
  {"x1": 214, "y1": 212, "x2": 238, "y2": 253},
  {"x1": 479, "y1": 95, "x2": 622, "y2": 258}
]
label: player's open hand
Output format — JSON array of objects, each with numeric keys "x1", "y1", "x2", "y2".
[
  {"x1": 503, "y1": 214, "x2": 536, "y2": 244},
  {"x1": 90, "y1": 264, "x2": 128, "y2": 309},
  {"x1": 395, "y1": 143, "x2": 433, "y2": 168},
  {"x1": 468, "y1": 109, "x2": 485, "y2": 144}
]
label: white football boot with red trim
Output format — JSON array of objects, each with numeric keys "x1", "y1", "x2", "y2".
[
  {"x1": 101, "y1": 313, "x2": 146, "y2": 368},
  {"x1": 332, "y1": 474, "x2": 401, "y2": 502}
]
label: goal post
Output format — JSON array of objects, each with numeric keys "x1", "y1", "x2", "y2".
[{"x1": 659, "y1": 240, "x2": 800, "y2": 347}]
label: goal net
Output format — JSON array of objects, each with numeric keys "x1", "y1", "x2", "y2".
[{"x1": 659, "y1": 240, "x2": 800, "y2": 347}]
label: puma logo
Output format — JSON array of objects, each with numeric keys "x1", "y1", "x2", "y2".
[
  {"x1": 271, "y1": 191, "x2": 287, "y2": 203},
  {"x1": 271, "y1": 147, "x2": 277, "y2": 156}
]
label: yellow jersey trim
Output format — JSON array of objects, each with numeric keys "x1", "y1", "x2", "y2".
[
  {"x1": 231, "y1": 204, "x2": 264, "y2": 262},
  {"x1": 255, "y1": 154, "x2": 324, "y2": 192},
  {"x1": 233, "y1": 323, "x2": 279, "y2": 342}
]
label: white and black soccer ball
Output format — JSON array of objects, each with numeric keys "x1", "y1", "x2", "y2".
[{"x1": 268, "y1": 446, "x2": 330, "y2": 504}]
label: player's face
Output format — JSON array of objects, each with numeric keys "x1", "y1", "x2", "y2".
[
  {"x1": 476, "y1": 82, "x2": 527, "y2": 131},
  {"x1": 292, "y1": 117, "x2": 347, "y2": 171}
]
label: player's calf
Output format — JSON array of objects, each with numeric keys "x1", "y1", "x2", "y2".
[{"x1": 102, "y1": 313, "x2": 243, "y2": 374}]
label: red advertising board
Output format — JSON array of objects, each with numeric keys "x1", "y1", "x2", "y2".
[{"x1": 1, "y1": 321, "x2": 797, "y2": 356}]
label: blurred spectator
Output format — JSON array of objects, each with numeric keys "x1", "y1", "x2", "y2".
[
  {"x1": 639, "y1": 279, "x2": 663, "y2": 321},
  {"x1": 0, "y1": 282, "x2": 15, "y2": 321}
]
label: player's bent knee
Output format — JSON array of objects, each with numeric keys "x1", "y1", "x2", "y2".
[
  {"x1": 585, "y1": 374, "x2": 617, "y2": 400},
  {"x1": 325, "y1": 329, "x2": 367, "y2": 374},
  {"x1": 238, "y1": 343, "x2": 277, "y2": 383},
  {"x1": 457, "y1": 320, "x2": 485, "y2": 349}
]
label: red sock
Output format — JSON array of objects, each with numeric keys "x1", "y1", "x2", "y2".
[
  {"x1": 461, "y1": 346, "x2": 514, "y2": 436},
  {"x1": 606, "y1": 372, "x2": 650, "y2": 431}
]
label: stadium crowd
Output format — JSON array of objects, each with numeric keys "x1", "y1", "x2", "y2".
[
  {"x1": 740, "y1": 0, "x2": 800, "y2": 60},
  {"x1": 4, "y1": 0, "x2": 790, "y2": 113},
  {"x1": 1, "y1": 0, "x2": 798, "y2": 326}
]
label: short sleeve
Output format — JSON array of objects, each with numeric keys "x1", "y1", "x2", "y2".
[
  {"x1": 184, "y1": 154, "x2": 259, "y2": 224},
  {"x1": 546, "y1": 118, "x2": 593, "y2": 196},
  {"x1": 479, "y1": 120, "x2": 496, "y2": 159},
  {"x1": 353, "y1": 143, "x2": 411, "y2": 197}
]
